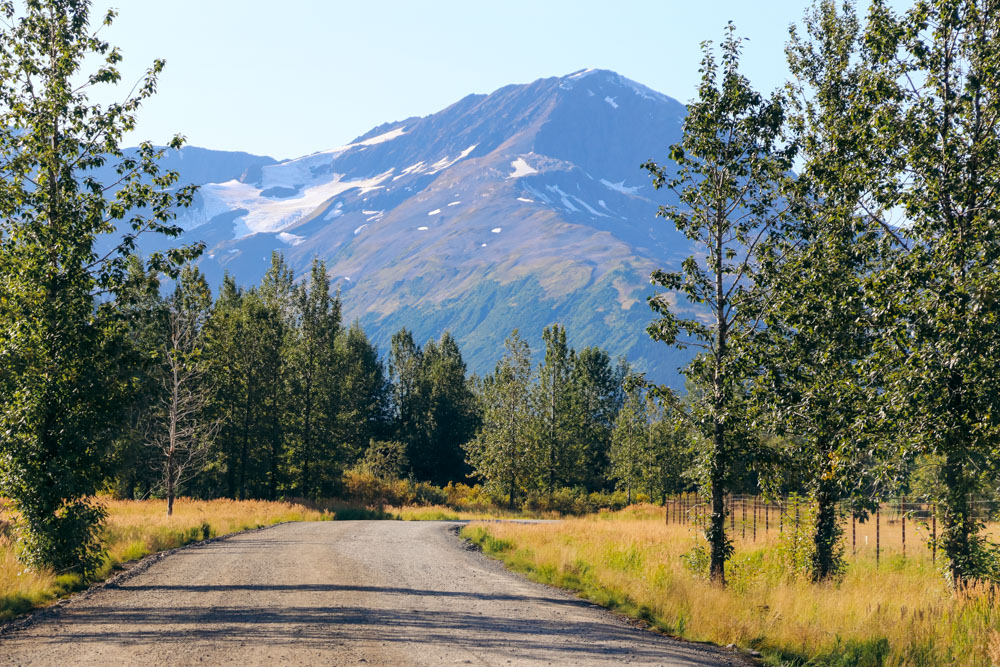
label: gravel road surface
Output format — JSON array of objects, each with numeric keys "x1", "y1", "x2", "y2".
[{"x1": 1, "y1": 521, "x2": 746, "y2": 666}]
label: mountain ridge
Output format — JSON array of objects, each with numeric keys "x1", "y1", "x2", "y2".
[{"x1": 127, "y1": 70, "x2": 697, "y2": 386}]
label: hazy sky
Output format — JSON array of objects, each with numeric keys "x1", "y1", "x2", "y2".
[{"x1": 90, "y1": 1, "x2": 834, "y2": 160}]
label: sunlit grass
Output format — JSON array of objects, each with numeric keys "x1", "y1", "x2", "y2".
[
  {"x1": 0, "y1": 497, "x2": 330, "y2": 622},
  {"x1": 389, "y1": 504, "x2": 552, "y2": 521},
  {"x1": 463, "y1": 505, "x2": 1000, "y2": 666}
]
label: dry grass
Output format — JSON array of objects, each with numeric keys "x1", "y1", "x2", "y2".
[
  {"x1": 0, "y1": 497, "x2": 330, "y2": 621},
  {"x1": 464, "y1": 505, "x2": 1000, "y2": 666},
  {"x1": 388, "y1": 504, "x2": 552, "y2": 521}
]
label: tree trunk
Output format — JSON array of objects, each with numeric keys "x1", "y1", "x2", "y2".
[
  {"x1": 941, "y1": 448, "x2": 974, "y2": 584},
  {"x1": 812, "y1": 481, "x2": 841, "y2": 580},
  {"x1": 166, "y1": 452, "x2": 175, "y2": 517},
  {"x1": 708, "y1": 449, "x2": 727, "y2": 585}
]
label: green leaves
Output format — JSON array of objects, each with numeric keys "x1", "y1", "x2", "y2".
[
  {"x1": 642, "y1": 23, "x2": 793, "y2": 585},
  {"x1": 0, "y1": 1, "x2": 195, "y2": 574}
]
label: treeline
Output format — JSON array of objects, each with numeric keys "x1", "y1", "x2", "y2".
[{"x1": 110, "y1": 252, "x2": 691, "y2": 513}]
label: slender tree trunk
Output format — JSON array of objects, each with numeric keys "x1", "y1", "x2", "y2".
[
  {"x1": 812, "y1": 479, "x2": 841, "y2": 580},
  {"x1": 941, "y1": 447, "x2": 974, "y2": 583},
  {"x1": 708, "y1": 216, "x2": 729, "y2": 585}
]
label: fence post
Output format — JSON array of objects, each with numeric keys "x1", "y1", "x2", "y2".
[
  {"x1": 901, "y1": 496, "x2": 906, "y2": 560},
  {"x1": 753, "y1": 496, "x2": 758, "y2": 541},
  {"x1": 765, "y1": 499, "x2": 769, "y2": 534},
  {"x1": 794, "y1": 496, "x2": 800, "y2": 547},
  {"x1": 852, "y1": 511, "x2": 856, "y2": 557},
  {"x1": 742, "y1": 495, "x2": 746, "y2": 540},
  {"x1": 780, "y1": 496, "x2": 784, "y2": 534},
  {"x1": 876, "y1": 503, "x2": 880, "y2": 569},
  {"x1": 932, "y1": 503, "x2": 937, "y2": 564}
]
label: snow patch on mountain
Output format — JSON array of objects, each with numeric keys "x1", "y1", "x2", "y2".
[
  {"x1": 604, "y1": 96, "x2": 619, "y2": 109},
  {"x1": 600, "y1": 178, "x2": 641, "y2": 196},
  {"x1": 278, "y1": 232, "x2": 305, "y2": 246},
  {"x1": 353, "y1": 126, "x2": 407, "y2": 147},
  {"x1": 428, "y1": 144, "x2": 478, "y2": 174},
  {"x1": 508, "y1": 158, "x2": 538, "y2": 178},
  {"x1": 189, "y1": 170, "x2": 394, "y2": 236},
  {"x1": 546, "y1": 184, "x2": 578, "y2": 212}
]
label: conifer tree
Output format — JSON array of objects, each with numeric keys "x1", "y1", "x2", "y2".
[
  {"x1": 288, "y1": 258, "x2": 340, "y2": 498},
  {"x1": 610, "y1": 388, "x2": 648, "y2": 504},
  {"x1": 415, "y1": 333, "x2": 478, "y2": 485},
  {"x1": 336, "y1": 322, "x2": 391, "y2": 463},
  {"x1": 570, "y1": 347, "x2": 627, "y2": 490},
  {"x1": 389, "y1": 328, "x2": 425, "y2": 474},
  {"x1": 532, "y1": 325, "x2": 577, "y2": 495}
]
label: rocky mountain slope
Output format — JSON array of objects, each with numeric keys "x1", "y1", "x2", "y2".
[{"x1": 139, "y1": 70, "x2": 698, "y2": 385}]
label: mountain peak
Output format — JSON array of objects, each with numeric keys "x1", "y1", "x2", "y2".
[
  {"x1": 556, "y1": 68, "x2": 678, "y2": 107},
  {"x1": 128, "y1": 72, "x2": 695, "y2": 385}
]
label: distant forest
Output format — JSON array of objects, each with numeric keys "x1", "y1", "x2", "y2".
[{"x1": 113, "y1": 252, "x2": 688, "y2": 511}]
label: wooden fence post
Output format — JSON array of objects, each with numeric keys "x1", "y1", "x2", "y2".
[
  {"x1": 852, "y1": 511, "x2": 856, "y2": 557},
  {"x1": 901, "y1": 496, "x2": 906, "y2": 560},
  {"x1": 794, "y1": 496, "x2": 800, "y2": 547},
  {"x1": 742, "y1": 496, "x2": 746, "y2": 540},
  {"x1": 932, "y1": 504, "x2": 937, "y2": 564},
  {"x1": 876, "y1": 503, "x2": 880, "y2": 569}
]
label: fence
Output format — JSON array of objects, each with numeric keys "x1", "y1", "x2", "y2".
[{"x1": 661, "y1": 493, "x2": 1000, "y2": 567}]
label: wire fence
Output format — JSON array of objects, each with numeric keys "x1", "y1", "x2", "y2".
[{"x1": 661, "y1": 493, "x2": 1000, "y2": 566}]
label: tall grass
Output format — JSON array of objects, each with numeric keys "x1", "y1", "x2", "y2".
[
  {"x1": 463, "y1": 506, "x2": 1000, "y2": 666},
  {"x1": 0, "y1": 497, "x2": 330, "y2": 622}
]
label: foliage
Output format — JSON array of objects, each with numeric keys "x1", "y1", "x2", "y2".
[
  {"x1": 357, "y1": 439, "x2": 409, "y2": 480},
  {"x1": 753, "y1": 0, "x2": 887, "y2": 581},
  {"x1": 0, "y1": 1, "x2": 199, "y2": 574},
  {"x1": 641, "y1": 23, "x2": 794, "y2": 584},
  {"x1": 463, "y1": 331, "x2": 535, "y2": 507},
  {"x1": 852, "y1": 0, "x2": 1000, "y2": 584}
]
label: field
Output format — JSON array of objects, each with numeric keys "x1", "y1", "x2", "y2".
[
  {"x1": 463, "y1": 504, "x2": 1000, "y2": 666},
  {"x1": 0, "y1": 498, "x2": 330, "y2": 622}
]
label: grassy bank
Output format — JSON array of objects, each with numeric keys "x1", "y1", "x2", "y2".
[
  {"x1": 0, "y1": 498, "x2": 330, "y2": 622},
  {"x1": 463, "y1": 507, "x2": 1000, "y2": 666}
]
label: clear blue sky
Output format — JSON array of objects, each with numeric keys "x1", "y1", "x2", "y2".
[{"x1": 92, "y1": 1, "x2": 840, "y2": 160}]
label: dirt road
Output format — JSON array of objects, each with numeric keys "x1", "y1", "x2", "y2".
[{"x1": 1, "y1": 521, "x2": 744, "y2": 666}]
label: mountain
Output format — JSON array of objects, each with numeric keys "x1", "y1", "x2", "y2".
[{"x1": 148, "y1": 69, "x2": 699, "y2": 386}]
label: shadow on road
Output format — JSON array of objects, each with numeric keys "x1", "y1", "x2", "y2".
[
  {"x1": 112, "y1": 582, "x2": 594, "y2": 606},
  {"x1": 32, "y1": 603, "x2": 721, "y2": 665}
]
